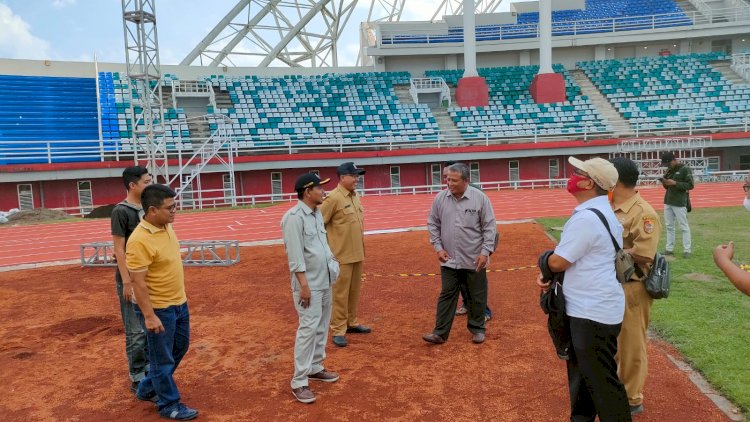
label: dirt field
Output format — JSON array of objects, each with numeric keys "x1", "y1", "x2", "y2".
[{"x1": 0, "y1": 222, "x2": 731, "y2": 421}]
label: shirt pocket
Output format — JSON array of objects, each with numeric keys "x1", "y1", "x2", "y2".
[
  {"x1": 461, "y1": 210, "x2": 480, "y2": 228},
  {"x1": 341, "y1": 206, "x2": 356, "y2": 222}
]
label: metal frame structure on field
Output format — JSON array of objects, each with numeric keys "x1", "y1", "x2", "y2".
[
  {"x1": 612, "y1": 135, "x2": 713, "y2": 179},
  {"x1": 80, "y1": 240, "x2": 240, "y2": 267},
  {"x1": 179, "y1": 0, "x2": 505, "y2": 68}
]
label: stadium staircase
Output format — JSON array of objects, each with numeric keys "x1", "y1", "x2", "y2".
[
  {"x1": 674, "y1": 0, "x2": 702, "y2": 17},
  {"x1": 570, "y1": 69, "x2": 634, "y2": 138},
  {"x1": 710, "y1": 60, "x2": 749, "y2": 84},
  {"x1": 394, "y1": 84, "x2": 457, "y2": 137}
]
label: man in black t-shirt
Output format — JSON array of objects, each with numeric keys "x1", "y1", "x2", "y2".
[{"x1": 111, "y1": 166, "x2": 152, "y2": 394}]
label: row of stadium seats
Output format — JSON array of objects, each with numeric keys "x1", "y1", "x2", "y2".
[
  {"x1": 99, "y1": 71, "x2": 195, "y2": 153},
  {"x1": 0, "y1": 75, "x2": 103, "y2": 164},
  {"x1": 427, "y1": 64, "x2": 609, "y2": 138},
  {"x1": 382, "y1": 0, "x2": 691, "y2": 45},
  {"x1": 201, "y1": 72, "x2": 440, "y2": 145},
  {"x1": 577, "y1": 52, "x2": 750, "y2": 130}
]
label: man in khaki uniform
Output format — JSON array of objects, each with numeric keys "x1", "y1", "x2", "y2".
[
  {"x1": 610, "y1": 157, "x2": 661, "y2": 416},
  {"x1": 321, "y1": 162, "x2": 370, "y2": 347}
]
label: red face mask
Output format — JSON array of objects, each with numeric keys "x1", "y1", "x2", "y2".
[{"x1": 567, "y1": 174, "x2": 590, "y2": 194}]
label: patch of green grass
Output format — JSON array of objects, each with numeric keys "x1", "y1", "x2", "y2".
[{"x1": 538, "y1": 207, "x2": 750, "y2": 416}]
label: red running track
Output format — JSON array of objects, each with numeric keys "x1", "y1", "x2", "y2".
[{"x1": 0, "y1": 182, "x2": 743, "y2": 268}]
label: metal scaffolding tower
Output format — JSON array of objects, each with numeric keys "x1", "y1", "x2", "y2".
[
  {"x1": 612, "y1": 136, "x2": 713, "y2": 182},
  {"x1": 122, "y1": 0, "x2": 169, "y2": 183},
  {"x1": 180, "y1": 0, "x2": 506, "y2": 68}
]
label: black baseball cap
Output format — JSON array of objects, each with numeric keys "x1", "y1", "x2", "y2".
[
  {"x1": 294, "y1": 173, "x2": 330, "y2": 192},
  {"x1": 661, "y1": 152, "x2": 676, "y2": 164},
  {"x1": 336, "y1": 162, "x2": 366, "y2": 176}
]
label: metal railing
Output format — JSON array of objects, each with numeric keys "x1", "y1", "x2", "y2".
[
  {"x1": 378, "y1": 7, "x2": 750, "y2": 47},
  {"x1": 409, "y1": 77, "x2": 451, "y2": 106},
  {"x1": 1, "y1": 113, "x2": 748, "y2": 165},
  {"x1": 731, "y1": 53, "x2": 750, "y2": 83}
]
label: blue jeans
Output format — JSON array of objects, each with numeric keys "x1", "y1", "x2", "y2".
[
  {"x1": 115, "y1": 273, "x2": 149, "y2": 382},
  {"x1": 135, "y1": 302, "x2": 190, "y2": 410}
]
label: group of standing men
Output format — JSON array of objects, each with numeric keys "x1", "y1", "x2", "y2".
[{"x1": 109, "y1": 150, "x2": 728, "y2": 419}]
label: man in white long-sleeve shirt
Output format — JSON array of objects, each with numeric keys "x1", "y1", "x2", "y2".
[{"x1": 281, "y1": 173, "x2": 340, "y2": 404}]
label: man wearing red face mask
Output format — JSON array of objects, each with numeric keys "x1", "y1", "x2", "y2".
[{"x1": 538, "y1": 157, "x2": 631, "y2": 422}]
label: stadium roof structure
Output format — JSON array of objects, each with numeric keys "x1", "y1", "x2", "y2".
[{"x1": 179, "y1": 0, "x2": 506, "y2": 68}]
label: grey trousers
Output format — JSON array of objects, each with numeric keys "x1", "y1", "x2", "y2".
[
  {"x1": 115, "y1": 273, "x2": 149, "y2": 382},
  {"x1": 664, "y1": 204, "x2": 691, "y2": 253},
  {"x1": 291, "y1": 287, "x2": 332, "y2": 389}
]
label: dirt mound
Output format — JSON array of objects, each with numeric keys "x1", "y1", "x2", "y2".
[{"x1": 5, "y1": 208, "x2": 75, "y2": 225}]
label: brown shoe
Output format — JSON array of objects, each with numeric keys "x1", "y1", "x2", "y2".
[
  {"x1": 422, "y1": 333, "x2": 446, "y2": 344},
  {"x1": 472, "y1": 332, "x2": 486, "y2": 344},
  {"x1": 309, "y1": 370, "x2": 339, "y2": 383},
  {"x1": 292, "y1": 386, "x2": 316, "y2": 404}
]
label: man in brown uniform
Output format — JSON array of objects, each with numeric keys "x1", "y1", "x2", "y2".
[
  {"x1": 321, "y1": 162, "x2": 370, "y2": 347},
  {"x1": 610, "y1": 157, "x2": 661, "y2": 416}
]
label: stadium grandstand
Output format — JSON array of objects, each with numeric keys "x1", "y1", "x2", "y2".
[{"x1": 0, "y1": 0, "x2": 748, "y2": 216}]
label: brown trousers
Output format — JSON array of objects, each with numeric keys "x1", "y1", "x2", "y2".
[
  {"x1": 616, "y1": 280, "x2": 653, "y2": 406},
  {"x1": 330, "y1": 261, "x2": 364, "y2": 336}
]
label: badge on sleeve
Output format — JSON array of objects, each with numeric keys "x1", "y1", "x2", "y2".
[{"x1": 643, "y1": 218, "x2": 655, "y2": 234}]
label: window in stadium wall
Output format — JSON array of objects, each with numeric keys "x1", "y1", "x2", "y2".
[
  {"x1": 271, "y1": 172, "x2": 282, "y2": 201},
  {"x1": 356, "y1": 174, "x2": 365, "y2": 193},
  {"x1": 740, "y1": 155, "x2": 750, "y2": 171},
  {"x1": 707, "y1": 157, "x2": 720, "y2": 173},
  {"x1": 77, "y1": 181, "x2": 93, "y2": 215},
  {"x1": 430, "y1": 163, "x2": 441, "y2": 192},
  {"x1": 470, "y1": 162, "x2": 480, "y2": 184},
  {"x1": 549, "y1": 159, "x2": 560, "y2": 179},
  {"x1": 509, "y1": 160, "x2": 520, "y2": 187},
  {"x1": 222, "y1": 174, "x2": 233, "y2": 205},
  {"x1": 390, "y1": 166, "x2": 401, "y2": 194},
  {"x1": 17, "y1": 184, "x2": 33, "y2": 211}
]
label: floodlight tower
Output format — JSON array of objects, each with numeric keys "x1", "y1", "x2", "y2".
[{"x1": 122, "y1": 0, "x2": 168, "y2": 183}]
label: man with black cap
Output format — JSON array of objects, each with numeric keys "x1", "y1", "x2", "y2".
[
  {"x1": 320, "y1": 162, "x2": 370, "y2": 348},
  {"x1": 281, "y1": 173, "x2": 340, "y2": 404},
  {"x1": 660, "y1": 152, "x2": 694, "y2": 258}
]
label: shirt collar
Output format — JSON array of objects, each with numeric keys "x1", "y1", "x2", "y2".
[
  {"x1": 297, "y1": 200, "x2": 316, "y2": 215},
  {"x1": 445, "y1": 185, "x2": 472, "y2": 200},
  {"x1": 140, "y1": 219, "x2": 166, "y2": 234},
  {"x1": 613, "y1": 192, "x2": 641, "y2": 213},
  {"x1": 574, "y1": 194, "x2": 610, "y2": 213},
  {"x1": 336, "y1": 184, "x2": 357, "y2": 197}
]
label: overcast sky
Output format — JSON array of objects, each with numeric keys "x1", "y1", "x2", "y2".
[{"x1": 0, "y1": 0, "x2": 518, "y2": 67}]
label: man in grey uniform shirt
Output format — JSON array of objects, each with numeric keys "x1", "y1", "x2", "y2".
[
  {"x1": 281, "y1": 173, "x2": 341, "y2": 404},
  {"x1": 423, "y1": 163, "x2": 497, "y2": 344}
]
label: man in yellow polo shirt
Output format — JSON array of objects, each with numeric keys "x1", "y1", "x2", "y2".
[
  {"x1": 127, "y1": 184, "x2": 198, "y2": 421},
  {"x1": 321, "y1": 162, "x2": 370, "y2": 347}
]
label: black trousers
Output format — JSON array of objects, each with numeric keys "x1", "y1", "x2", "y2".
[
  {"x1": 567, "y1": 316, "x2": 632, "y2": 422},
  {"x1": 433, "y1": 266, "x2": 487, "y2": 340}
]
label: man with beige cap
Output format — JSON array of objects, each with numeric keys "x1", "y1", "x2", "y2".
[{"x1": 537, "y1": 157, "x2": 631, "y2": 421}]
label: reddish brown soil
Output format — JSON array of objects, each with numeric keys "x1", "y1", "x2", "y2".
[{"x1": 0, "y1": 222, "x2": 731, "y2": 421}]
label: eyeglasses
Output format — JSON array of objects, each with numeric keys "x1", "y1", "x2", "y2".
[
  {"x1": 160, "y1": 203, "x2": 177, "y2": 212},
  {"x1": 743, "y1": 184, "x2": 750, "y2": 193}
]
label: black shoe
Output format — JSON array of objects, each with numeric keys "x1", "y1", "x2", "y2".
[
  {"x1": 422, "y1": 333, "x2": 446, "y2": 344},
  {"x1": 346, "y1": 325, "x2": 371, "y2": 334},
  {"x1": 683, "y1": 252, "x2": 692, "y2": 258},
  {"x1": 662, "y1": 250, "x2": 674, "y2": 256},
  {"x1": 630, "y1": 404, "x2": 644, "y2": 415},
  {"x1": 332, "y1": 335, "x2": 348, "y2": 347},
  {"x1": 160, "y1": 402, "x2": 199, "y2": 420}
]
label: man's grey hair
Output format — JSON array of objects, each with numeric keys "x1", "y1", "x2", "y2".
[{"x1": 446, "y1": 162, "x2": 470, "y2": 181}]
